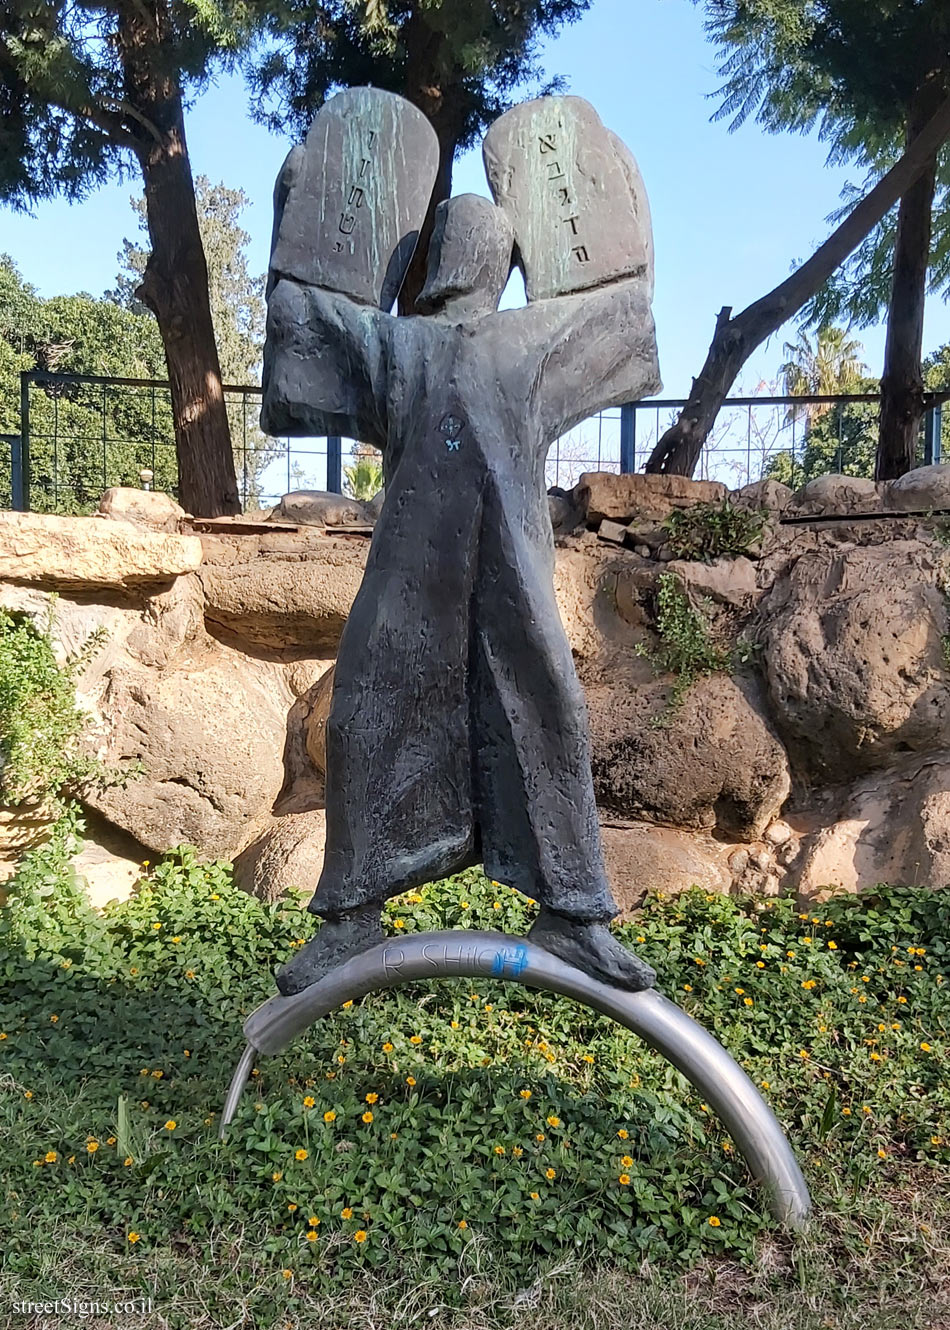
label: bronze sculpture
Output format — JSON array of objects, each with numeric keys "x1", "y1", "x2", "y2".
[{"x1": 262, "y1": 88, "x2": 661, "y2": 996}]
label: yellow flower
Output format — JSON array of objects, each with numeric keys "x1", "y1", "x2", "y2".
[
  {"x1": 210, "y1": 893, "x2": 220, "y2": 901},
  {"x1": 406, "y1": 1076, "x2": 416, "y2": 1087},
  {"x1": 512, "y1": 1146, "x2": 523, "y2": 1157},
  {"x1": 756, "y1": 961, "x2": 765, "y2": 969},
  {"x1": 484, "y1": 1004, "x2": 493, "y2": 1012},
  {"x1": 520, "y1": 1089, "x2": 532, "y2": 1100},
  {"x1": 547, "y1": 1116, "x2": 561, "y2": 1128},
  {"x1": 308, "y1": 1216, "x2": 320, "y2": 1226},
  {"x1": 341, "y1": 1207, "x2": 353, "y2": 1219},
  {"x1": 44, "y1": 1151, "x2": 57, "y2": 1163},
  {"x1": 354, "y1": 1230, "x2": 368, "y2": 1243},
  {"x1": 708, "y1": 1216, "x2": 721, "y2": 1227},
  {"x1": 842, "y1": 1108, "x2": 852, "y2": 1117},
  {"x1": 545, "y1": 1168, "x2": 556, "y2": 1180},
  {"x1": 124, "y1": 1156, "x2": 133, "y2": 1166},
  {"x1": 393, "y1": 919, "x2": 405, "y2": 929},
  {"x1": 683, "y1": 984, "x2": 693, "y2": 992},
  {"x1": 618, "y1": 1173, "x2": 630, "y2": 1185},
  {"x1": 303, "y1": 1096, "x2": 316, "y2": 1109},
  {"x1": 287, "y1": 1204, "x2": 298, "y2": 1212},
  {"x1": 494, "y1": 1146, "x2": 505, "y2": 1155},
  {"x1": 734, "y1": 988, "x2": 745, "y2": 996},
  {"x1": 460, "y1": 902, "x2": 469, "y2": 909},
  {"x1": 530, "y1": 1191, "x2": 540, "y2": 1200},
  {"x1": 743, "y1": 997, "x2": 753, "y2": 1007},
  {"x1": 365, "y1": 1093, "x2": 379, "y2": 1104},
  {"x1": 87, "y1": 1141, "x2": 99, "y2": 1154},
  {"x1": 171, "y1": 936, "x2": 181, "y2": 944},
  {"x1": 128, "y1": 1232, "x2": 140, "y2": 1244},
  {"x1": 362, "y1": 1111, "x2": 374, "y2": 1124},
  {"x1": 409, "y1": 1035, "x2": 422, "y2": 1045},
  {"x1": 382, "y1": 1042, "x2": 394, "y2": 1053},
  {"x1": 342, "y1": 1000, "x2": 353, "y2": 1008},
  {"x1": 621, "y1": 1155, "x2": 634, "y2": 1167},
  {"x1": 282, "y1": 1270, "x2": 293, "y2": 1280},
  {"x1": 164, "y1": 1120, "x2": 177, "y2": 1130},
  {"x1": 897, "y1": 996, "x2": 908, "y2": 1004},
  {"x1": 185, "y1": 970, "x2": 196, "y2": 980},
  {"x1": 617, "y1": 1129, "x2": 629, "y2": 1140},
  {"x1": 272, "y1": 1171, "x2": 283, "y2": 1182},
  {"x1": 458, "y1": 1219, "x2": 468, "y2": 1230},
  {"x1": 305, "y1": 1231, "x2": 318, "y2": 1243},
  {"x1": 152, "y1": 1069, "x2": 163, "y2": 1079},
  {"x1": 49, "y1": 1014, "x2": 59, "y2": 1024},
  {"x1": 323, "y1": 1110, "x2": 336, "y2": 1123},
  {"x1": 877, "y1": 1148, "x2": 887, "y2": 1159},
  {"x1": 152, "y1": 922, "x2": 162, "y2": 930},
  {"x1": 862, "y1": 1106, "x2": 872, "y2": 1115},
  {"x1": 337, "y1": 1055, "x2": 345, "y2": 1065},
  {"x1": 802, "y1": 980, "x2": 816, "y2": 990},
  {"x1": 869, "y1": 1052, "x2": 881, "y2": 1062},
  {"x1": 799, "y1": 1049, "x2": 809, "y2": 1060},
  {"x1": 0, "y1": 1033, "x2": 6, "y2": 1040},
  {"x1": 921, "y1": 1042, "x2": 932, "y2": 1052},
  {"x1": 582, "y1": 1054, "x2": 594, "y2": 1063},
  {"x1": 295, "y1": 1149, "x2": 308, "y2": 1161},
  {"x1": 536, "y1": 1133, "x2": 545, "y2": 1142}
]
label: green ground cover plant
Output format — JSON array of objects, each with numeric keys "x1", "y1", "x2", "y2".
[
  {"x1": 0, "y1": 819, "x2": 948, "y2": 1328},
  {"x1": 663, "y1": 500, "x2": 768, "y2": 563}
]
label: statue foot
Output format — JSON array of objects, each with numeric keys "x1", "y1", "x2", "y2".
[
  {"x1": 527, "y1": 908, "x2": 656, "y2": 991},
  {"x1": 276, "y1": 907, "x2": 384, "y2": 996}
]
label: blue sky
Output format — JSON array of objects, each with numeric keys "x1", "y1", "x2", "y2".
[{"x1": 2, "y1": 0, "x2": 949, "y2": 400}]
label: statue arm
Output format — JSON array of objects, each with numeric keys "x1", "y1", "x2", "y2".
[
  {"x1": 260, "y1": 278, "x2": 390, "y2": 450},
  {"x1": 519, "y1": 278, "x2": 661, "y2": 445}
]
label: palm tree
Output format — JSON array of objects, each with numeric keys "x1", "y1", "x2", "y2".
[
  {"x1": 780, "y1": 324, "x2": 868, "y2": 425},
  {"x1": 343, "y1": 449, "x2": 383, "y2": 501}
]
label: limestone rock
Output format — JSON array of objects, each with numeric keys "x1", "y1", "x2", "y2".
[
  {"x1": 84, "y1": 650, "x2": 290, "y2": 859},
  {"x1": 274, "y1": 491, "x2": 371, "y2": 527},
  {"x1": 304, "y1": 666, "x2": 336, "y2": 775},
  {"x1": 885, "y1": 463, "x2": 950, "y2": 513},
  {"x1": 794, "y1": 756, "x2": 950, "y2": 900},
  {"x1": 587, "y1": 674, "x2": 791, "y2": 841},
  {"x1": 574, "y1": 472, "x2": 727, "y2": 527},
  {"x1": 98, "y1": 487, "x2": 186, "y2": 533},
  {"x1": 73, "y1": 842, "x2": 143, "y2": 909},
  {"x1": 664, "y1": 556, "x2": 760, "y2": 608},
  {"x1": 733, "y1": 479, "x2": 792, "y2": 513},
  {"x1": 787, "y1": 474, "x2": 882, "y2": 518},
  {"x1": 762, "y1": 540, "x2": 950, "y2": 783},
  {"x1": 198, "y1": 530, "x2": 368, "y2": 650},
  {"x1": 483, "y1": 96, "x2": 650, "y2": 301},
  {"x1": 0, "y1": 512, "x2": 202, "y2": 589},
  {"x1": 233, "y1": 808, "x2": 327, "y2": 903},
  {"x1": 599, "y1": 821, "x2": 732, "y2": 914},
  {"x1": 0, "y1": 804, "x2": 53, "y2": 883}
]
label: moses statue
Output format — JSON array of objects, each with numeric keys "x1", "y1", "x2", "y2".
[{"x1": 262, "y1": 88, "x2": 662, "y2": 996}]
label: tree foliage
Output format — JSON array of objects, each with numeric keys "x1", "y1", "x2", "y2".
[{"x1": 0, "y1": 255, "x2": 176, "y2": 511}]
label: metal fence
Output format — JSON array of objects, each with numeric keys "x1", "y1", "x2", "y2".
[{"x1": 4, "y1": 370, "x2": 948, "y2": 513}]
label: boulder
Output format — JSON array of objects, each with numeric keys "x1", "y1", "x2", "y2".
[
  {"x1": 274, "y1": 491, "x2": 370, "y2": 527},
  {"x1": 787, "y1": 474, "x2": 882, "y2": 518},
  {"x1": 198, "y1": 530, "x2": 368, "y2": 650},
  {"x1": 587, "y1": 674, "x2": 791, "y2": 841},
  {"x1": 599, "y1": 821, "x2": 733, "y2": 914},
  {"x1": 304, "y1": 667, "x2": 336, "y2": 775},
  {"x1": 732, "y1": 479, "x2": 792, "y2": 514},
  {"x1": 664, "y1": 556, "x2": 760, "y2": 609},
  {"x1": 233, "y1": 807, "x2": 327, "y2": 903},
  {"x1": 885, "y1": 463, "x2": 950, "y2": 513},
  {"x1": 794, "y1": 755, "x2": 950, "y2": 900},
  {"x1": 762, "y1": 540, "x2": 950, "y2": 783},
  {"x1": 83, "y1": 649, "x2": 290, "y2": 859},
  {"x1": 573, "y1": 472, "x2": 728, "y2": 527},
  {"x1": 366, "y1": 489, "x2": 386, "y2": 520},
  {"x1": 0, "y1": 512, "x2": 202, "y2": 589},
  {"x1": 98, "y1": 487, "x2": 186, "y2": 533},
  {"x1": 0, "y1": 804, "x2": 53, "y2": 883}
]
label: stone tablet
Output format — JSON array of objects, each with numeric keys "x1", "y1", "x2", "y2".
[
  {"x1": 482, "y1": 96, "x2": 650, "y2": 301},
  {"x1": 269, "y1": 87, "x2": 439, "y2": 309}
]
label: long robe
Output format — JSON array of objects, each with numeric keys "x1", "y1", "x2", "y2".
[{"x1": 262, "y1": 276, "x2": 660, "y2": 920}]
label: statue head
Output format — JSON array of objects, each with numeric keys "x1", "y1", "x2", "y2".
[{"x1": 416, "y1": 194, "x2": 515, "y2": 317}]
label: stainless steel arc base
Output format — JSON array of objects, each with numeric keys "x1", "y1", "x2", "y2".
[{"x1": 221, "y1": 931, "x2": 811, "y2": 1229}]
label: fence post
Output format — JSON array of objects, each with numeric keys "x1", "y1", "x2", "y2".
[
  {"x1": 924, "y1": 405, "x2": 943, "y2": 466},
  {"x1": 619, "y1": 404, "x2": 636, "y2": 474},
  {"x1": 327, "y1": 435, "x2": 342, "y2": 493},
  {"x1": 19, "y1": 371, "x2": 31, "y2": 511}
]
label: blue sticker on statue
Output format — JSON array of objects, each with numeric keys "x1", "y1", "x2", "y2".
[
  {"x1": 439, "y1": 413, "x2": 464, "y2": 452},
  {"x1": 491, "y1": 944, "x2": 529, "y2": 978}
]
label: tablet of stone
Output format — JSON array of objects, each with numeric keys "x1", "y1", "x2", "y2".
[
  {"x1": 607, "y1": 130, "x2": 655, "y2": 301},
  {"x1": 270, "y1": 87, "x2": 440, "y2": 309},
  {"x1": 482, "y1": 96, "x2": 650, "y2": 301}
]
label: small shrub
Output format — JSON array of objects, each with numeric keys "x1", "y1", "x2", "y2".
[
  {"x1": 0, "y1": 604, "x2": 106, "y2": 808},
  {"x1": 637, "y1": 573, "x2": 730, "y2": 717},
  {"x1": 664, "y1": 500, "x2": 767, "y2": 562}
]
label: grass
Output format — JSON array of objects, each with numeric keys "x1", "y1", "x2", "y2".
[{"x1": 1, "y1": 813, "x2": 948, "y2": 1329}]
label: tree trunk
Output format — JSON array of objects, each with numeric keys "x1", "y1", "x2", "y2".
[
  {"x1": 645, "y1": 94, "x2": 950, "y2": 478},
  {"x1": 118, "y1": 2, "x2": 239, "y2": 517},
  {"x1": 876, "y1": 85, "x2": 941, "y2": 481}
]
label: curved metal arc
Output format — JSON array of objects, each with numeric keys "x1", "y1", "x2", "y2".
[{"x1": 221, "y1": 930, "x2": 811, "y2": 1229}]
